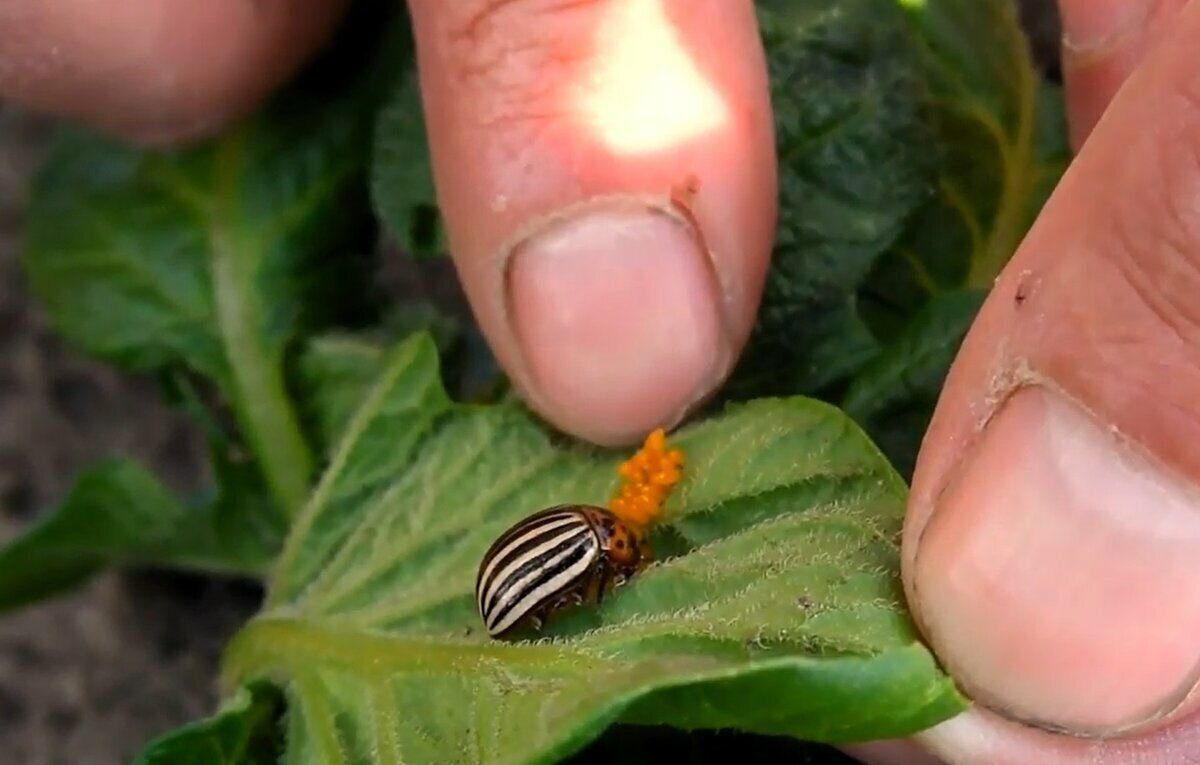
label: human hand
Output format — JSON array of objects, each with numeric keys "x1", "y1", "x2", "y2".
[
  {"x1": 6, "y1": 1, "x2": 1200, "y2": 763},
  {"x1": 851, "y1": 1, "x2": 1200, "y2": 762},
  {"x1": 1, "y1": 0, "x2": 777, "y2": 449},
  {"x1": 0, "y1": 1, "x2": 352, "y2": 146}
]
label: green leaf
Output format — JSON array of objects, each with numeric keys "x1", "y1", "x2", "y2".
[
  {"x1": 223, "y1": 333, "x2": 966, "y2": 765},
  {"x1": 205, "y1": 436, "x2": 291, "y2": 572},
  {"x1": 909, "y1": 0, "x2": 1070, "y2": 287},
  {"x1": 134, "y1": 682, "x2": 284, "y2": 765},
  {"x1": 0, "y1": 461, "x2": 270, "y2": 612},
  {"x1": 152, "y1": 368, "x2": 291, "y2": 571},
  {"x1": 294, "y1": 301, "x2": 469, "y2": 459},
  {"x1": 860, "y1": 0, "x2": 1069, "y2": 334},
  {"x1": 371, "y1": 66, "x2": 446, "y2": 258},
  {"x1": 22, "y1": 9, "x2": 395, "y2": 517},
  {"x1": 844, "y1": 289, "x2": 986, "y2": 478},
  {"x1": 294, "y1": 302, "x2": 507, "y2": 464},
  {"x1": 843, "y1": 0, "x2": 1069, "y2": 478},
  {"x1": 368, "y1": 5, "x2": 445, "y2": 259},
  {"x1": 296, "y1": 334, "x2": 392, "y2": 457},
  {"x1": 790, "y1": 302, "x2": 884, "y2": 395},
  {"x1": 727, "y1": 0, "x2": 937, "y2": 399}
]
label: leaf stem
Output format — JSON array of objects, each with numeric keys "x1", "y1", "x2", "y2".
[
  {"x1": 967, "y1": 34, "x2": 1039, "y2": 287},
  {"x1": 223, "y1": 616, "x2": 592, "y2": 691},
  {"x1": 895, "y1": 246, "x2": 940, "y2": 296},
  {"x1": 210, "y1": 131, "x2": 314, "y2": 517}
]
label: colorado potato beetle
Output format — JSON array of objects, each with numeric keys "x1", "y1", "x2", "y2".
[
  {"x1": 474, "y1": 504, "x2": 646, "y2": 637},
  {"x1": 475, "y1": 428, "x2": 683, "y2": 639}
]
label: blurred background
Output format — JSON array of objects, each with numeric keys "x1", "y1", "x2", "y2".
[{"x1": 0, "y1": 2, "x2": 1061, "y2": 762}]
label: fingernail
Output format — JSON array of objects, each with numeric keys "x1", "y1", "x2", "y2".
[
  {"x1": 506, "y1": 200, "x2": 728, "y2": 446},
  {"x1": 913, "y1": 386, "x2": 1200, "y2": 736},
  {"x1": 1059, "y1": 0, "x2": 1150, "y2": 56}
]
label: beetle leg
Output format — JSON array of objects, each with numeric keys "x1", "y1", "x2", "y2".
[
  {"x1": 552, "y1": 589, "x2": 584, "y2": 611},
  {"x1": 595, "y1": 567, "x2": 611, "y2": 605}
]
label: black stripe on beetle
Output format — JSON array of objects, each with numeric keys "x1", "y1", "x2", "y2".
[
  {"x1": 476, "y1": 510, "x2": 583, "y2": 612},
  {"x1": 475, "y1": 504, "x2": 647, "y2": 638}
]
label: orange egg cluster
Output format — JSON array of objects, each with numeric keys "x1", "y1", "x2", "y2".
[{"x1": 609, "y1": 428, "x2": 684, "y2": 530}]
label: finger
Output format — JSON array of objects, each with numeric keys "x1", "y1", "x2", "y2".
[
  {"x1": 902, "y1": 0, "x2": 1200, "y2": 757},
  {"x1": 0, "y1": 0, "x2": 349, "y2": 146},
  {"x1": 914, "y1": 704, "x2": 1200, "y2": 765},
  {"x1": 406, "y1": 0, "x2": 776, "y2": 446},
  {"x1": 841, "y1": 740, "x2": 944, "y2": 765},
  {"x1": 1057, "y1": 0, "x2": 1187, "y2": 150}
]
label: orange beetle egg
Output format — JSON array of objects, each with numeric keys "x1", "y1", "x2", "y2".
[{"x1": 607, "y1": 428, "x2": 684, "y2": 533}]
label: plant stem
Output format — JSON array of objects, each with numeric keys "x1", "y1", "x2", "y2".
[
  {"x1": 211, "y1": 132, "x2": 314, "y2": 517},
  {"x1": 967, "y1": 47, "x2": 1039, "y2": 288}
]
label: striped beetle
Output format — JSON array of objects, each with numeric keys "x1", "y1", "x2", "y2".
[{"x1": 475, "y1": 504, "x2": 646, "y2": 638}]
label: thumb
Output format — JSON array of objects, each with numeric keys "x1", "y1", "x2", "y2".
[
  {"x1": 903, "y1": 0, "x2": 1200, "y2": 758},
  {"x1": 1057, "y1": 0, "x2": 1188, "y2": 150},
  {"x1": 405, "y1": 0, "x2": 777, "y2": 446},
  {"x1": 0, "y1": 0, "x2": 349, "y2": 146}
]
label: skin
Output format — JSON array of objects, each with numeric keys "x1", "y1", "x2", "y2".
[{"x1": 4, "y1": 0, "x2": 1200, "y2": 761}]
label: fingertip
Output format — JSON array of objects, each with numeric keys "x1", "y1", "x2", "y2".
[
  {"x1": 913, "y1": 386, "x2": 1200, "y2": 735},
  {"x1": 506, "y1": 199, "x2": 731, "y2": 446},
  {"x1": 408, "y1": 0, "x2": 775, "y2": 444},
  {"x1": 0, "y1": 0, "x2": 350, "y2": 146},
  {"x1": 903, "y1": 0, "x2": 1200, "y2": 749},
  {"x1": 1058, "y1": 0, "x2": 1187, "y2": 150}
]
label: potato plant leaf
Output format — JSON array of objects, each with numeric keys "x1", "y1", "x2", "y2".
[
  {"x1": 842, "y1": 0, "x2": 1068, "y2": 477},
  {"x1": 366, "y1": 5, "x2": 445, "y2": 259},
  {"x1": 371, "y1": 67, "x2": 446, "y2": 259},
  {"x1": 134, "y1": 682, "x2": 284, "y2": 765},
  {"x1": 21, "y1": 8, "x2": 394, "y2": 518},
  {"x1": 904, "y1": 0, "x2": 1069, "y2": 287},
  {"x1": 219, "y1": 332, "x2": 965, "y2": 764},
  {"x1": 727, "y1": 0, "x2": 936, "y2": 400},
  {"x1": 860, "y1": 0, "x2": 1070, "y2": 335},
  {"x1": 843, "y1": 289, "x2": 986, "y2": 478},
  {"x1": 0, "y1": 460, "x2": 272, "y2": 612},
  {"x1": 296, "y1": 334, "x2": 392, "y2": 458}
]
